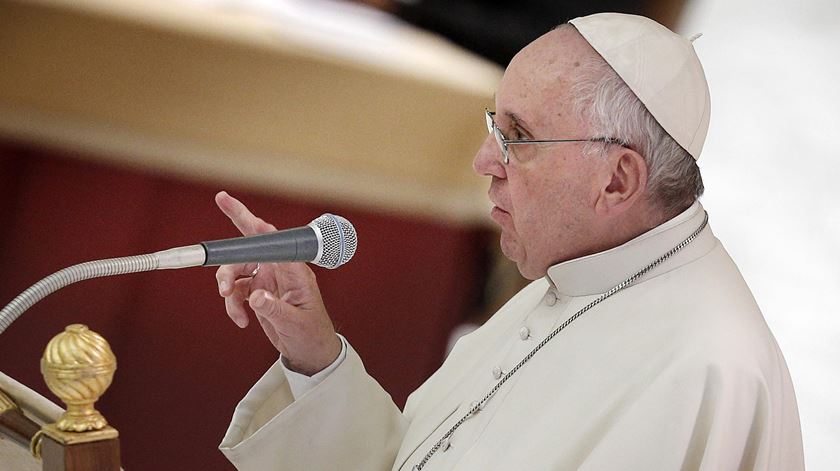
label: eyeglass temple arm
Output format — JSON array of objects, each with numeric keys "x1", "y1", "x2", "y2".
[{"x1": 505, "y1": 137, "x2": 626, "y2": 145}]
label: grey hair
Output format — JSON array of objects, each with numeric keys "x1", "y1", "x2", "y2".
[{"x1": 567, "y1": 31, "x2": 704, "y2": 217}]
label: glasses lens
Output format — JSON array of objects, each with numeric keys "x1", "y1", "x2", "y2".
[
  {"x1": 493, "y1": 128, "x2": 508, "y2": 163},
  {"x1": 485, "y1": 111, "x2": 494, "y2": 134},
  {"x1": 485, "y1": 110, "x2": 509, "y2": 164}
]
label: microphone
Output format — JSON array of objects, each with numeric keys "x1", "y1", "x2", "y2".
[
  {"x1": 158, "y1": 213, "x2": 357, "y2": 269},
  {"x1": 0, "y1": 214, "x2": 356, "y2": 334},
  {"x1": 205, "y1": 213, "x2": 356, "y2": 268}
]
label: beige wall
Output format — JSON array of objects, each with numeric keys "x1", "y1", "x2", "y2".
[{"x1": 0, "y1": 0, "x2": 503, "y2": 223}]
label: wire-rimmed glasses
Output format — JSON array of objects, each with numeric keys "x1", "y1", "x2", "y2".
[{"x1": 485, "y1": 109, "x2": 627, "y2": 164}]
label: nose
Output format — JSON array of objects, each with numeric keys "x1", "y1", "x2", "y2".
[{"x1": 473, "y1": 133, "x2": 506, "y2": 179}]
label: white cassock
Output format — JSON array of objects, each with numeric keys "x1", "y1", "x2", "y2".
[{"x1": 219, "y1": 202, "x2": 804, "y2": 470}]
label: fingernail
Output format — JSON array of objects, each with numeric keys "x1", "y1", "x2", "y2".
[
  {"x1": 280, "y1": 292, "x2": 291, "y2": 303},
  {"x1": 234, "y1": 317, "x2": 247, "y2": 328},
  {"x1": 219, "y1": 281, "x2": 229, "y2": 296}
]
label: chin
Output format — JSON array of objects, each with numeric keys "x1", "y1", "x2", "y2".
[
  {"x1": 499, "y1": 237, "x2": 543, "y2": 281},
  {"x1": 498, "y1": 232, "x2": 521, "y2": 261}
]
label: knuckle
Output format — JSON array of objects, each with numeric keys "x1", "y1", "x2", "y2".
[
  {"x1": 216, "y1": 265, "x2": 235, "y2": 281},
  {"x1": 265, "y1": 299, "x2": 285, "y2": 319}
]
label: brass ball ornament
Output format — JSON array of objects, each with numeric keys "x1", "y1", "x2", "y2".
[{"x1": 40, "y1": 324, "x2": 117, "y2": 432}]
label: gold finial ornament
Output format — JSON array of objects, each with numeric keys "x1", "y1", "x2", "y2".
[{"x1": 40, "y1": 324, "x2": 116, "y2": 433}]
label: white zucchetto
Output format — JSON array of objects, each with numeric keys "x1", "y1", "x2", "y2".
[{"x1": 570, "y1": 13, "x2": 711, "y2": 160}]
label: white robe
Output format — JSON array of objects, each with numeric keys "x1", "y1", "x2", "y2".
[{"x1": 219, "y1": 202, "x2": 804, "y2": 470}]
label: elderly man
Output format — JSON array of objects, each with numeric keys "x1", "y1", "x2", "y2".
[{"x1": 216, "y1": 13, "x2": 804, "y2": 471}]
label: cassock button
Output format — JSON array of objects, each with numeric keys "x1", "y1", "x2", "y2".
[
  {"x1": 545, "y1": 290, "x2": 558, "y2": 306},
  {"x1": 492, "y1": 366, "x2": 503, "y2": 379},
  {"x1": 519, "y1": 326, "x2": 530, "y2": 340}
]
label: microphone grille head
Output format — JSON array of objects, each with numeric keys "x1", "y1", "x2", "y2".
[{"x1": 309, "y1": 214, "x2": 357, "y2": 269}]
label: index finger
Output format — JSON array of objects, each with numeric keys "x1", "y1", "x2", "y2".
[{"x1": 215, "y1": 191, "x2": 277, "y2": 236}]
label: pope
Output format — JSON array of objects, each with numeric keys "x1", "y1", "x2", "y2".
[{"x1": 215, "y1": 12, "x2": 804, "y2": 471}]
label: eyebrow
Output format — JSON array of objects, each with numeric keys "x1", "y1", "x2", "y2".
[
  {"x1": 505, "y1": 111, "x2": 524, "y2": 125},
  {"x1": 505, "y1": 111, "x2": 533, "y2": 134},
  {"x1": 489, "y1": 94, "x2": 533, "y2": 133}
]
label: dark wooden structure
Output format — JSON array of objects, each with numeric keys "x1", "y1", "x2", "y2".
[{"x1": 1, "y1": 391, "x2": 121, "y2": 470}]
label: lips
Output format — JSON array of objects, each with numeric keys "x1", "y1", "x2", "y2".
[
  {"x1": 492, "y1": 204, "x2": 510, "y2": 215},
  {"x1": 488, "y1": 191, "x2": 511, "y2": 215},
  {"x1": 489, "y1": 206, "x2": 513, "y2": 230},
  {"x1": 488, "y1": 182, "x2": 512, "y2": 220}
]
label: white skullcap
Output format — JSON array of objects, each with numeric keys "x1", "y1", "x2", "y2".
[{"x1": 569, "y1": 13, "x2": 711, "y2": 160}]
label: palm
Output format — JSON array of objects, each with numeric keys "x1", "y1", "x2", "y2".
[
  {"x1": 213, "y1": 191, "x2": 340, "y2": 375},
  {"x1": 251, "y1": 262, "x2": 320, "y2": 352}
]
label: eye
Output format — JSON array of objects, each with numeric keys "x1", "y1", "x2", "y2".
[{"x1": 512, "y1": 126, "x2": 531, "y2": 140}]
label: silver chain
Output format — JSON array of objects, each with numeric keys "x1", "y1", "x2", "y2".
[{"x1": 411, "y1": 212, "x2": 709, "y2": 470}]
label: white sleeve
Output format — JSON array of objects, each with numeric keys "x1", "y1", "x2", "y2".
[
  {"x1": 280, "y1": 334, "x2": 347, "y2": 400},
  {"x1": 220, "y1": 337, "x2": 407, "y2": 471}
]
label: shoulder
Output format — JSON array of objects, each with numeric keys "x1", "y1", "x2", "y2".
[{"x1": 658, "y1": 243, "x2": 785, "y2": 376}]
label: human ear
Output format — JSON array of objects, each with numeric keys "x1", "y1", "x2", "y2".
[{"x1": 594, "y1": 148, "x2": 648, "y2": 215}]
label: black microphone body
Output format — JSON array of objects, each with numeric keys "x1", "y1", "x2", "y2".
[{"x1": 201, "y1": 227, "x2": 319, "y2": 266}]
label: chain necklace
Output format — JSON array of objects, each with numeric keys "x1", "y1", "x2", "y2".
[{"x1": 411, "y1": 212, "x2": 709, "y2": 470}]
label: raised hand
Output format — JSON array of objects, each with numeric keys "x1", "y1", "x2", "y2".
[{"x1": 214, "y1": 191, "x2": 342, "y2": 376}]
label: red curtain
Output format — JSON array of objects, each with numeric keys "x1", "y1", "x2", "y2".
[{"x1": 0, "y1": 141, "x2": 490, "y2": 470}]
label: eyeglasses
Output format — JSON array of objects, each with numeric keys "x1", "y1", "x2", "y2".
[{"x1": 485, "y1": 109, "x2": 627, "y2": 164}]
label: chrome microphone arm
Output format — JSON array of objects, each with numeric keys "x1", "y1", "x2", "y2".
[
  {"x1": 0, "y1": 212, "x2": 356, "y2": 335},
  {"x1": 0, "y1": 246, "x2": 205, "y2": 335}
]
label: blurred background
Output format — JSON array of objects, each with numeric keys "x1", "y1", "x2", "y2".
[{"x1": 0, "y1": 0, "x2": 836, "y2": 469}]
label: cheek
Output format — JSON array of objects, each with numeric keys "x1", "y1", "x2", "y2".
[
  {"x1": 509, "y1": 169, "x2": 585, "y2": 248},
  {"x1": 510, "y1": 170, "x2": 565, "y2": 223},
  {"x1": 507, "y1": 174, "x2": 554, "y2": 244}
]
